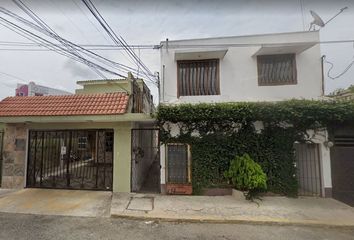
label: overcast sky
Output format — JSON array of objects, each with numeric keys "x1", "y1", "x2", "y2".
[{"x1": 0, "y1": 0, "x2": 354, "y2": 101}]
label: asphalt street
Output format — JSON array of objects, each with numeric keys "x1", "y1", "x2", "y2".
[{"x1": 0, "y1": 212, "x2": 353, "y2": 240}]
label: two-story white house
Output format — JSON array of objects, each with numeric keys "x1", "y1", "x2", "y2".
[
  {"x1": 160, "y1": 31, "x2": 323, "y2": 104},
  {"x1": 158, "y1": 31, "x2": 338, "y2": 200}
]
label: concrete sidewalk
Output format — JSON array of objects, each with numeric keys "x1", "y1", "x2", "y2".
[
  {"x1": 111, "y1": 193, "x2": 354, "y2": 228},
  {"x1": 0, "y1": 189, "x2": 112, "y2": 217}
]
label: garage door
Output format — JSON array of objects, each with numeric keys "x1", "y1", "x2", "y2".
[
  {"x1": 331, "y1": 126, "x2": 354, "y2": 206},
  {"x1": 26, "y1": 129, "x2": 113, "y2": 190}
]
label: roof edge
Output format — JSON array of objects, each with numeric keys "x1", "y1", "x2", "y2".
[
  {"x1": 76, "y1": 79, "x2": 129, "y2": 86},
  {"x1": 0, "y1": 113, "x2": 153, "y2": 123},
  {"x1": 160, "y1": 30, "x2": 320, "y2": 44}
]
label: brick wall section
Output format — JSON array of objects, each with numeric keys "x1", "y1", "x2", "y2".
[
  {"x1": 1, "y1": 124, "x2": 27, "y2": 188},
  {"x1": 166, "y1": 183, "x2": 193, "y2": 195}
]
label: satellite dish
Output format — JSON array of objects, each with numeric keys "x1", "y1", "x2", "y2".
[
  {"x1": 310, "y1": 10, "x2": 325, "y2": 28},
  {"x1": 308, "y1": 7, "x2": 348, "y2": 31}
]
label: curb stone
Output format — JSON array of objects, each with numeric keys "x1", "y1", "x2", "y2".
[{"x1": 110, "y1": 213, "x2": 354, "y2": 230}]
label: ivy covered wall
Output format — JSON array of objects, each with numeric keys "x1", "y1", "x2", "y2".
[{"x1": 157, "y1": 100, "x2": 354, "y2": 195}]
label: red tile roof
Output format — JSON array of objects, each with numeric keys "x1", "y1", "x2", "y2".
[{"x1": 0, "y1": 92, "x2": 129, "y2": 117}]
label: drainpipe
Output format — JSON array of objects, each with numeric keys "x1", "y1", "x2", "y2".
[
  {"x1": 166, "y1": 38, "x2": 169, "y2": 53},
  {"x1": 156, "y1": 71, "x2": 160, "y2": 105},
  {"x1": 321, "y1": 55, "x2": 325, "y2": 96},
  {"x1": 162, "y1": 65, "x2": 165, "y2": 103}
]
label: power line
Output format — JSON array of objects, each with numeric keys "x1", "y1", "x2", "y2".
[
  {"x1": 0, "y1": 5, "x2": 143, "y2": 79},
  {"x1": 14, "y1": 0, "x2": 152, "y2": 80},
  {"x1": 4, "y1": 39, "x2": 354, "y2": 48},
  {"x1": 299, "y1": 0, "x2": 306, "y2": 31},
  {"x1": 12, "y1": 0, "x2": 99, "y2": 76},
  {"x1": 0, "y1": 21, "x2": 106, "y2": 80},
  {"x1": 0, "y1": 71, "x2": 27, "y2": 82},
  {"x1": 77, "y1": 0, "x2": 141, "y2": 69},
  {"x1": 47, "y1": 0, "x2": 93, "y2": 45},
  {"x1": 324, "y1": 40, "x2": 354, "y2": 80},
  {"x1": 70, "y1": 0, "x2": 112, "y2": 44},
  {"x1": 80, "y1": 0, "x2": 142, "y2": 73},
  {"x1": 324, "y1": 56, "x2": 354, "y2": 80},
  {"x1": 6, "y1": 0, "x2": 152, "y2": 80},
  {"x1": 7, "y1": 1, "x2": 107, "y2": 79},
  {"x1": 81, "y1": 0, "x2": 157, "y2": 85},
  {"x1": 0, "y1": 13, "x2": 113, "y2": 79},
  {"x1": 1, "y1": 1, "x2": 136, "y2": 92},
  {"x1": 0, "y1": 47, "x2": 154, "y2": 51},
  {"x1": 0, "y1": 42, "x2": 156, "y2": 50}
]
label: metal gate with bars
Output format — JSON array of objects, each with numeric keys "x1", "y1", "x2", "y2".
[
  {"x1": 330, "y1": 128, "x2": 354, "y2": 206},
  {"x1": 295, "y1": 143, "x2": 322, "y2": 197},
  {"x1": 131, "y1": 129, "x2": 160, "y2": 193},
  {"x1": 27, "y1": 129, "x2": 113, "y2": 190}
]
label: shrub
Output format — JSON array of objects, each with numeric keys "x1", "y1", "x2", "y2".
[{"x1": 224, "y1": 154, "x2": 267, "y2": 200}]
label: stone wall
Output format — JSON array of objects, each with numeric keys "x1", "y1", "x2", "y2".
[{"x1": 1, "y1": 124, "x2": 27, "y2": 188}]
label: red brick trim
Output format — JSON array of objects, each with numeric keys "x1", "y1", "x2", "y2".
[{"x1": 166, "y1": 183, "x2": 193, "y2": 195}]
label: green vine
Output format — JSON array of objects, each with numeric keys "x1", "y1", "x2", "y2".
[{"x1": 157, "y1": 100, "x2": 354, "y2": 196}]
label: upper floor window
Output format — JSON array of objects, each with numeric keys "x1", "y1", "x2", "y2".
[
  {"x1": 177, "y1": 59, "x2": 220, "y2": 97},
  {"x1": 257, "y1": 54, "x2": 297, "y2": 86}
]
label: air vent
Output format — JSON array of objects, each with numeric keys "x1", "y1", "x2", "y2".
[{"x1": 334, "y1": 135, "x2": 354, "y2": 147}]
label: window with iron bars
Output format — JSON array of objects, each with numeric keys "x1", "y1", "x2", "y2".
[
  {"x1": 257, "y1": 54, "x2": 297, "y2": 86},
  {"x1": 177, "y1": 59, "x2": 220, "y2": 97}
]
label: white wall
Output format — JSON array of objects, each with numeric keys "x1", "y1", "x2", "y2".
[
  {"x1": 28, "y1": 82, "x2": 72, "y2": 96},
  {"x1": 160, "y1": 31, "x2": 323, "y2": 103}
]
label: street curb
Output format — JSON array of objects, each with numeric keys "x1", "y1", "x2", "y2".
[{"x1": 111, "y1": 213, "x2": 354, "y2": 229}]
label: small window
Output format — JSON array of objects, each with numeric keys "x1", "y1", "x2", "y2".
[
  {"x1": 78, "y1": 137, "x2": 87, "y2": 150},
  {"x1": 105, "y1": 132, "x2": 114, "y2": 152},
  {"x1": 177, "y1": 59, "x2": 220, "y2": 97},
  {"x1": 166, "y1": 143, "x2": 191, "y2": 183},
  {"x1": 257, "y1": 54, "x2": 297, "y2": 86}
]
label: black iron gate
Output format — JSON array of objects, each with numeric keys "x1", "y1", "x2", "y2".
[
  {"x1": 330, "y1": 125, "x2": 354, "y2": 206},
  {"x1": 27, "y1": 129, "x2": 113, "y2": 190},
  {"x1": 131, "y1": 129, "x2": 160, "y2": 193}
]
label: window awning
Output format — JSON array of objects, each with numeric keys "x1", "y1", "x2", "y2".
[
  {"x1": 252, "y1": 42, "x2": 317, "y2": 56},
  {"x1": 174, "y1": 49, "x2": 228, "y2": 61}
]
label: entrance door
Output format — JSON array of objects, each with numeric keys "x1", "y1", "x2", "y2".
[
  {"x1": 330, "y1": 125, "x2": 354, "y2": 206},
  {"x1": 131, "y1": 129, "x2": 160, "y2": 193},
  {"x1": 295, "y1": 143, "x2": 322, "y2": 196},
  {"x1": 26, "y1": 129, "x2": 113, "y2": 190}
]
